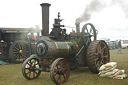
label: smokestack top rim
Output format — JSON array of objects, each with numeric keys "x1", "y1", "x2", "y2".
[
  {"x1": 40, "y1": 3, "x2": 51, "y2": 6},
  {"x1": 75, "y1": 23, "x2": 80, "y2": 25}
]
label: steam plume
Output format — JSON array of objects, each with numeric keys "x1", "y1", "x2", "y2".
[{"x1": 76, "y1": 0, "x2": 128, "y2": 23}]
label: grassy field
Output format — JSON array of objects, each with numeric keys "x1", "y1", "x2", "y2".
[{"x1": 0, "y1": 49, "x2": 128, "y2": 85}]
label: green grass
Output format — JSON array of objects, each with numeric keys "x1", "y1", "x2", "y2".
[{"x1": 0, "y1": 49, "x2": 128, "y2": 85}]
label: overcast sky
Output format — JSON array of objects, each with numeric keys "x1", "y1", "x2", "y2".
[{"x1": 0, "y1": 0, "x2": 128, "y2": 41}]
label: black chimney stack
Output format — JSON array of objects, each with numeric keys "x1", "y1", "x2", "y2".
[{"x1": 40, "y1": 3, "x2": 51, "y2": 35}]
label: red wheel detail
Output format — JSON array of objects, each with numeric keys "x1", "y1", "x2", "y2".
[
  {"x1": 50, "y1": 58, "x2": 70, "y2": 85},
  {"x1": 22, "y1": 56, "x2": 41, "y2": 80}
]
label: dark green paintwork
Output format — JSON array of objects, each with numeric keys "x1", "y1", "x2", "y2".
[{"x1": 54, "y1": 41, "x2": 78, "y2": 58}]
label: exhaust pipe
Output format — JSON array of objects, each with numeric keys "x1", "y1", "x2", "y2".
[
  {"x1": 75, "y1": 23, "x2": 80, "y2": 33},
  {"x1": 40, "y1": 3, "x2": 51, "y2": 35}
]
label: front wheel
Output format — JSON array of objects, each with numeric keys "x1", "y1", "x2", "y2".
[{"x1": 22, "y1": 56, "x2": 41, "y2": 80}]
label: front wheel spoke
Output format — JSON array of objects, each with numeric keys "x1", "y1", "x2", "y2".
[
  {"x1": 25, "y1": 68, "x2": 30, "y2": 70},
  {"x1": 60, "y1": 61, "x2": 64, "y2": 68},
  {"x1": 33, "y1": 71, "x2": 36, "y2": 78},
  {"x1": 59, "y1": 75, "x2": 62, "y2": 82},
  {"x1": 34, "y1": 71, "x2": 39, "y2": 75},
  {"x1": 29, "y1": 72, "x2": 32, "y2": 78},
  {"x1": 33, "y1": 63, "x2": 36, "y2": 67},
  {"x1": 30, "y1": 59, "x2": 34, "y2": 64},
  {"x1": 55, "y1": 69, "x2": 59, "y2": 74},
  {"x1": 54, "y1": 69, "x2": 58, "y2": 73},
  {"x1": 33, "y1": 63, "x2": 38, "y2": 66},
  {"x1": 34, "y1": 63, "x2": 38, "y2": 67},
  {"x1": 56, "y1": 64, "x2": 59, "y2": 69},
  {"x1": 57, "y1": 75, "x2": 61, "y2": 82},
  {"x1": 26, "y1": 71, "x2": 31, "y2": 75},
  {"x1": 54, "y1": 72, "x2": 57, "y2": 76},
  {"x1": 27, "y1": 62, "x2": 31, "y2": 66}
]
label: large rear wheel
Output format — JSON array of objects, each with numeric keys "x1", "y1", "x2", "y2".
[
  {"x1": 9, "y1": 40, "x2": 31, "y2": 63},
  {"x1": 86, "y1": 40, "x2": 110, "y2": 73}
]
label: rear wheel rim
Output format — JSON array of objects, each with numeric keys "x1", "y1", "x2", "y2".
[{"x1": 95, "y1": 41, "x2": 110, "y2": 70}]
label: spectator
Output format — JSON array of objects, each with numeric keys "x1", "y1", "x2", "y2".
[{"x1": 117, "y1": 40, "x2": 122, "y2": 54}]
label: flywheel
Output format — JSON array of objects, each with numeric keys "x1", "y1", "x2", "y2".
[{"x1": 81, "y1": 23, "x2": 97, "y2": 46}]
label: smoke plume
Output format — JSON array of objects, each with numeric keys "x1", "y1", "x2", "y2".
[
  {"x1": 76, "y1": 0, "x2": 128, "y2": 23},
  {"x1": 111, "y1": 0, "x2": 128, "y2": 18}
]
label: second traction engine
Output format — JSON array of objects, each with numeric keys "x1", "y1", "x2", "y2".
[{"x1": 22, "y1": 3, "x2": 110, "y2": 85}]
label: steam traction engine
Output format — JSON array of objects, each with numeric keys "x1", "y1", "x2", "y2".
[
  {"x1": 0, "y1": 27, "x2": 40, "y2": 63},
  {"x1": 22, "y1": 3, "x2": 110, "y2": 85}
]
